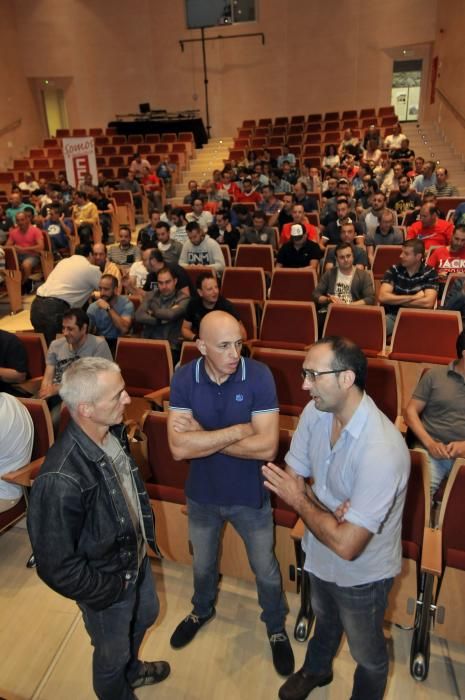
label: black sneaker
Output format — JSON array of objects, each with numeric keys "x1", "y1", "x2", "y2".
[
  {"x1": 130, "y1": 660, "x2": 170, "y2": 689},
  {"x1": 170, "y1": 609, "x2": 216, "y2": 649},
  {"x1": 270, "y1": 630, "x2": 295, "y2": 676}
]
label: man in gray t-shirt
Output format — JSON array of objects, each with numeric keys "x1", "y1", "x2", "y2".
[
  {"x1": 405, "y1": 331, "x2": 465, "y2": 492},
  {"x1": 39, "y1": 307, "x2": 112, "y2": 400}
]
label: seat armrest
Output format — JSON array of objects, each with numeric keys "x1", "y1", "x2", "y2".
[
  {"x1": 290, "y1": 518, "x2": 305, "y2": 541},
  {"x1": 420, "y1": 527, "x2": 442, "y2": 577},
  {"x1": 2, "y1": 457, "x2": 45, "y2": 487},
  {"x1": 144, "y1": 387, "x2": 170, "y2": 407}
]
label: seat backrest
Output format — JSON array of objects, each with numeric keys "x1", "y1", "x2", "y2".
[
  {"x1": 179, "y1": 341, "x2": 202, "y2": 365},
  {"x1": 402, "y1": 450, "x2": 430, "y2": 561},
  {"x1": 228, "y1": 299, "x2": 258, "y2": 341},
  {"x1": 115, "y1": 338, "x2": 173, "y2": 396},
  {"x1": 322, "y1": 305, "x2": 386, "y2": 357},
  {"x1": 235, "y1": 244, "x2": 274, "y2": 274},
  {"x1": 437, "y1": 459, "x2": 465, "y2": 570},
  {"x1": 219, "y1": 244, "x2": 232, "y2": 267},
  {"x1": 440, "y1": 273, "x2": 465, "y2": 306},
  {"x1": 251, "y1": 347, "x2": 308, "y2": 416},
  {"x1": 142, "y1": 411, "x2": 189, "y2": 491},
  {"x1": 18, "y1": 398, "x2": 54, "y2": 460},
  {"x1": 365, "y1": 357, "x2": 400, "y2": 423},
  {"x1": 269, "y1": 268, "x2": 317, "y2": 301},
  {"x1": 389, "y1": 309, "x2": 462, "y2": 364},
  {"x1": 259, "y1": 301, "x2": 317, "y2": 348},
  {"x1": 4, "y1": 247, "x2": 20, "y2": 271},
  {"x1": 183, "y1": 265, "x2": 218, "y2": 290},
  {"x1": 221, "y1": 267, "x2": 266, "y2": 302},
  {"x1": 371, "y1": 245, "x2": 402, "y2": 279},
  {"x1": 16, "y1": 332, "x2": 47, "y2": 379}
]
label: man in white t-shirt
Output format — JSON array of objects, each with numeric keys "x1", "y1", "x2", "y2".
[
  {"x1": 186, "y1": 198, "x2": 213, "y2": 233},
  {"x1": 0, "y1": 392, "x2": 33, "y2": 512},
  {"x1": 127, "y1": 247, "x2": 154, "y2": 296}
]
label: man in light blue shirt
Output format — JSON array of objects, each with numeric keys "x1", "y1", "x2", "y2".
[
  {"x1": 87, "y1": 274, "x2": 134, "y2": 355},
  {"x1": 413, "y1": 160, "x2": 437, "y2": 194},
  {"x1": 263, "y1": 336, "x2": 410, "y2": 700}
]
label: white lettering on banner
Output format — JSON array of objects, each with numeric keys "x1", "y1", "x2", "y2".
[{"x1": 63, "y1": 137, "x2": 97, "y2": 188}]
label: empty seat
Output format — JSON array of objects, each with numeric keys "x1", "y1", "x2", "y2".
[
  {"x1": 365, "y1": 357, "x2": 402, "y2": 425},
  {"x1": 360, "y1": 108, "x2": 376, "y2": 118},
  {"x1": 235, "y1": 244, "x2": 274, "y2": 275},
  {"x1": 221, "y1": 267, "x2": 266, "y2": 303},
  {"x1": 142, "y1": 411, "x2": 189, "y2": 504},
  {"x1": 228, "y1": 299, "x2": 258, "y2": 341},
  {"x1": 389, "y1": 309, "x2": 463, "y2": 364},
  {"x1": 115, "y1": 338, "x2": 173, "y2": 396},
  {"x1": 16, "y1": 332, "x2": 47, "y2": 389},
  {"x1": 251, "y1": 347, "x2": 308, "y2": 417},
  {"x1": 269, "y1": 268, "x2": 317, "y2": 301},
  {"x1": 322, "y1": 305, "x2": 386, "y2": 357},
  {"x1": 253, "y1": 301, "x2": 318, "y2": 351},
  {"x1": 371, "y1": 245, "x2": 402, "y2": 280}
]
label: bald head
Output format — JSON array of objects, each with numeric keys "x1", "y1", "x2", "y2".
[
  {"x1": 199, "y1": 310, "x2": 241, "y2": 343},
  {"x1": 198, "y1": 311, "x2": 243, "y2": 382}
]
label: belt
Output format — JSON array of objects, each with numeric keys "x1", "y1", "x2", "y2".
[{"x1": 36, "y1": 295, "x2": 70, "y2": 307}]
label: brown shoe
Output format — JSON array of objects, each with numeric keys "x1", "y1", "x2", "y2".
[{"x1": 278, "y1": 668, "x2": 333, "y2": 700}]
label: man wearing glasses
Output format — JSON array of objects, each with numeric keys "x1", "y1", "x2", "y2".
[
  {"x1": 167, "y1": 310, "x2": 294, "y2": 677},
  {"x1": 263, "y1": 336, "x2": 410, "y2": 700}
]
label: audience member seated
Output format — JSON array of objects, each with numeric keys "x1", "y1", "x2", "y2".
[
  {"x1": 293, "y1": 181, "x2": 319, "y2": 212},
  {"x1": 0, "y1": 392, "x2": 33, "y2": 513},
  {"x1": 427, "y1": 224, "x2": 465, "y2": 286},
  {"x1": 405, "y1": 331, "x2": 465, "y2": 494},
  {"x1": 235, "y1": 177, "x2": 262, "y2": 205},
  {"x1": 444, "y1": 277, "x2": 465, "y2": 319},
  {"x1": 376, "y1": 158, "x2": 404, "y2": 197},
  {"x1": 183, "y1": 180, "x2": 201, "y2": 205},
  {"x1": 270, "y1": 167, "x2": 293, "y2": 193},
  {"x1": 179, "y1": 222, "x2": 225, "y2": 275},
  {"x1": 387, "y1": 174, "x2": 421, "y2": 220},
  {"x1": 127, "y1": 247, "x2": 154, "y2": 296},
  {"x1": 321, "y1": 177, "x2": 355, "y2": 218},
  {"x1": 391, "y1": 138, "x2": 415, "y2": 167},
  {"x1": 427, "y1": 166, "x2": 459, "y2": 197},
  {"x1": 129, "y1": 152, "x2": 151, "y2": 179},
  {"x1": 39, "y1": 308, "x2": 112, "y2": 406},
  {"x1": 338, "y1": 128, "x2": 360, "y2": 156},
  {"x1": 354, "y1": 176, "x2": 377, "y2": 215},
  {"x1": 156, "y1": 154, "x2": 175, "y2": 196},
  {"x1": 87, "y1": 274, "x2": 134, "y2": 354},
  {"x1": 186, "y1": 198, "x2": 214, "y2": 232},
  {"x1": 277, "y1": 145, "x2": 296, "y2": 169},
  {"x1": 280, "y1": 204, "x2": 319, "y2": 245},
  {"x1": 276, "y1": 223, "x2": 322, "y2": 269},
  {"x1": 6, "y1": 210, "x2": 44, "y2": 293},
  {"x1": 413, "y1": 160, "x2": 437, "y2": 193},
  {"x1": 216, "y1": 169, "x2": 241, "y2": 202},
  {"x1": 18, "y1": 171, "x2": 39, "y2": 193},
  {"x1": 322, "y1": 144, "x2": 340, "y2": 175},
  {"x1": 384, "y1": 123, "x2": 407, "y2": 151},
  {"x1": 363, "y1": 124, "x2": 381, "y2": 148},
  {"x1": 407, "y1": 203, "x2": 454, "y2": 251},
  {"x1": 323, "y1": 222, "x2": 368, "y2": 270},
  {"x1": 72, "y1": 190, "x2": 99, "y2": 244},
  {"x1": 117, "y1": 170, "x2": 142, "y2": 210},
  {"x1": 256, "y1": 184, "x2": 280, "y2": 226},
  {"x1": 92, "y1": 242, "x2": 122, "y2": 288},
  {"x1": 239, "y1": 210, "x2": 275, "y2": 245},
  {"x1": 155, "y1": 221, "x2": 182, "y2": 265},
  {"x1": 135, "y1": 266, "x2": 190, "y2": 362},
  {"x1": 108, "y1": 226, "x2": 141, "y2": 266},
  {"x1": 362, "y1": 137, "x2": 382, "y2": 166},
  {"x1": 0, "y1": 329, "x2": 28, "y2": 396},
  {"x1": 92, "y1": 186, "x2": 114, "y2": 243},
  {"x1": 181, "y1": 271, "x2": 245, "y2": 341},
  {"x1": 170, "y1": 207, "x2": 188, "y2": 244},
  {"x1": 276, "y1": 193, "x2": 294, "y2": 232},
  {"x1": 359, "y1": 191, "x2": 396, "y2": 238},
  {"x1": 208, "y1": 209, "x2": 240, "y2": 251},
  {"x1": 378, "y1": 239, "x2": 438, "y2": 335},
  {"x1": 0, "y1": 204, "x2": 14, "y2": 245},
  {"x1": 137, "y1": 209, "x2": 161, "y2": 250},
  {"x1": 313, "y1": 242, "x2": 375, "y2": 331},
  {"x1": 30, "y1": 245, "x2": 101, "y2": 345},
  {"x1": 6, "y1": 191, "x2": 35, "y2": 223},
  {"x1": 321, "y1": 198, "x2": 363, "y2": 245},
  {"x1": 143, "y1": 249, "x2": 191, "y2": 296},
  {"x1": 42, "y1": 203, "x2": 71, "y2": 254},
  {"x1": 365, "y1": 209, "x2": 404, "y2": 267}
]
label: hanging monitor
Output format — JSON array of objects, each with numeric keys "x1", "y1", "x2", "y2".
[{"x1": 185, "y1": 0, "x2": 231, "y2": 28}]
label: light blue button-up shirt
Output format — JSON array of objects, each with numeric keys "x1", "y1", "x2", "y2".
[{"x1": 286, "y1": 393, "x2": 410, "y2": 586}]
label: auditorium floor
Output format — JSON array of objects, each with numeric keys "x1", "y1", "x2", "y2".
[{"x1": 0, "y1": 524, "x2": 464, "y2": 699}]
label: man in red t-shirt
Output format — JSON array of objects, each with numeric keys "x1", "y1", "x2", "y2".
[
  {"x1": 6, "y1": 210, "x2": 44, "y2": 288},
  {"x1": 236, "y1": 178, "x2": 263, "y2": 205},
  {"x1": 427, "y1": 225, "x2": 465, "y2": 284},
  {"x1": 215, "y1": 170, "x2": 241, "y2": 202},
  {"x1": 407, "y1": 203, "x2": 453, "y2": 250},
  {"x1": 280, "y1": 203, "x2": 319, "y2": 246}
]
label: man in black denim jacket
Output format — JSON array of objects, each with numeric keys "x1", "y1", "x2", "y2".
[{"x1": 27, "y1": 357, "x2": 170, "y2": 700}]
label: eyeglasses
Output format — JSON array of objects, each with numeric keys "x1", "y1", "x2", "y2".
[{"x1": 301, "y1": 368, "x2": 347, "y2": 382}]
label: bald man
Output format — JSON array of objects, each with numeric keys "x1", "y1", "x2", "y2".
[{"x1": 168, "y1": 311, "x2": 294, "y2": 676}]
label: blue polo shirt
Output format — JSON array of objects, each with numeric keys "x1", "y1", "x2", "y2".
[{"x1": 169, "y1": 356, "x2": 279, "y2": 508}]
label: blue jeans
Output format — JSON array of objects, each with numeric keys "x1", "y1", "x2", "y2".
[
  {"x1": 304, "y1": 574, "x2": 393, "y2": 700},
  {"x1": 187, "y1": 496, "x2": 288, "y2": 635},
  {"x1": 414, "y1": 444, "x2": 454, "y2": 494},
  {"x1": 78, "y1": 557, "x2": 159, "y2": 700}
]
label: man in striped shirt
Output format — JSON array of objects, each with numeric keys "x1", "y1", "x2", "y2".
[{"x1": 378, "y1": 239, "x2": 439, "y2": 335}]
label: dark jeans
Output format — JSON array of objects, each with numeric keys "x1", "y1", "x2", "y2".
[
  {"x1": 304, "y1": 574, "x2": 393, "y2": 700},
  {"x1": 77, "y1": 556, "x2": 159, "y2": 700},
  {"x1": 187, "y1": 495, "x2": 288, "y2": 635},
  {"x1": 30, "y1": 295, "x2": 70, "y2": 346}
]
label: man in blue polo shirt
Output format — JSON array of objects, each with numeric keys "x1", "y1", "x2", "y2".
[
  {"x1": 167, "y1": 311, "x2": 294, "y2": 677},
  {"x1": 262, "y1": 336, "x2": 410, "y2": 700}
]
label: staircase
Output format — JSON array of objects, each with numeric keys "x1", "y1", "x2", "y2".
[
  {"x1": 402, "y1": 121, "x2": 465, "y2": 195},
  {"x1": 172, "y1": 137, "x2": 233, "y2": 204}
]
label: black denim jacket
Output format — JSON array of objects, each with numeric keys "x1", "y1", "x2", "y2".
[{"x1": 27, "y1": 419, "x2": 160, "y2": 610}]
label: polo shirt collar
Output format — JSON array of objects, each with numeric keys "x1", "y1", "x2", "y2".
[
  {"x1": 195, "y1": 356, "x2": 246, "y2": 385},
  {"x1": 447, "y1": 360, "x2": 465, "y2": 384}
]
